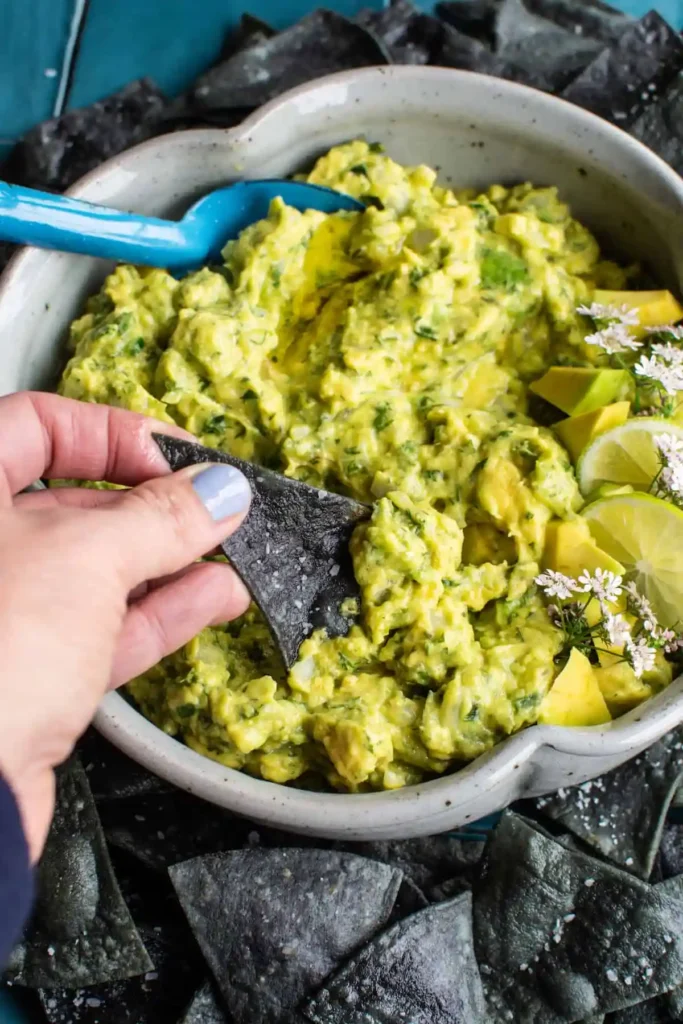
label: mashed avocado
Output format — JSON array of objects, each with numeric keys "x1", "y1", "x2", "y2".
[{"x1": 59, "y1": 141, "x2": 639, "y2": 791}]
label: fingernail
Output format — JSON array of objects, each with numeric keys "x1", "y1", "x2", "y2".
[{"x1": 190, "y1": 463, "x2": 251, "y2": 521}]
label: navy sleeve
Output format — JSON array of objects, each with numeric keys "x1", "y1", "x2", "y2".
[{"x1": 0, "y1": 775, "x2": 34, "y2": 968}]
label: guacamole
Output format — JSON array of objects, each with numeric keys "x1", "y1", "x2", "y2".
[{"x1": 58, "y1": 142, "x2": 658, "y2": 791}]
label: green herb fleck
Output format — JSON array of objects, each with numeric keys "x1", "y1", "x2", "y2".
[
  {"x1": 350, "y1": 163, "x2": 369, "y2": 176},
  {"x1": 125, "y1": 337, "x2": 145, "y2": 356},
  {"x1": 368, "y1": 142, "x2": 384, "y2": 153},
  {"x1": 242, "y1": 388, "x2": 258, "y2": 400},
  {"x1": 415, "y1": 322, "x2": 438, "y2": 340},
  {"x1": 176, "y1": 704, "x2": 197, "y2": 719},
  {"x1": 361, "y1": 195, "x2": 384, "y2": 210},
  {"x1": 373, "y1": 402, "x2": 394, "y2": 433},
  {"x1": 481, "y1": 248, "x2": 528, "y2": 291},
  {"x1": 204, "y1": 414, "x2": 227, "y2": 435}
]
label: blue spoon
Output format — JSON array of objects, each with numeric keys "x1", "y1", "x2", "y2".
[{"x1": 0, "y1": 179, "x2": 364, "y2": 274}]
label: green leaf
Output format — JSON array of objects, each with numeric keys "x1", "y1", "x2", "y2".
[
  {"x1": 373, "y1": 402, "x2": 394, "y2": 433},
  {"x1": 204, "y1": 414, "x2": 226, "y2": 435}
]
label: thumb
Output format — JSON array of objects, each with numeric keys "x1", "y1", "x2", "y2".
[{"x1": 105, "y1": 462, "x2": 252, "y2": 588}]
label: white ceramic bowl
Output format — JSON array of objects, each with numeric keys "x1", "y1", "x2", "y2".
[{"x1": 2, "y1": 66, "x2": 683, "y2": 839}]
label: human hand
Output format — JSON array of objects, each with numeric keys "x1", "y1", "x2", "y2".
[{"x1": 0, "y1": 392, "x2": 252, "y2": 862}]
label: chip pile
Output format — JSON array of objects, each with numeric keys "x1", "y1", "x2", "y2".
[
  {"x1": 3, "y1": 1, "x2": 683, "y2": 1019},
  {"x1": 3, "y1": 726, "x2": 683, "y2": 1023}
]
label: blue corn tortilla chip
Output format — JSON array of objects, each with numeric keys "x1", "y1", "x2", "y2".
[
  {"x1": 631, "y1": 71, "x2": 683, "y2": 177},
  {"x1": 338, "y1": 835, "x2": 485, "y2": 898},
  {"x1": 522, "y1": 0, "x2": 630, "y2": 43},
  {"x1": 562, "y1": 11, "x2": 683, "y2": 128},
  {"x1": 493, "y1": 0, "x2": 604, "y2": 91},
  {"x1": 473, "y1": 812, "x2": 683, "y2": 1023},
  {"x1": 38, "y1": 847, "x2": 205, "y2": 1022},
  {"x1": 3, "y1": 79, "x2": 167, "y2": 192},
  {"x1": 533, "y1": 728, "x2": 683, "y2": 879},
  {"x1": 179, "y1": 981, "x2": 230, "y2": 1024},
  {"x1": 660, "y1": 824, "x2": 683, "y2": 880},
  {"x1": 98, "y1": 789, "x2": 258, "y2": 872},
  {"x1": 356, "y1": 1, "x2": 433, "y2": 64},
  {"x1": 189, "y1": 10, "x2": 390, "y2": 114},
  {"x1": 169, "y1": 848, "x2": 402, "y2": 1024},
  {"x1": 608, "y1": 1000, "x2": 678, "y2": 1021},
  {"x1": 435, "y1": 0, "x2": 502, "y2": 46},
  {"x1": 303, "y1": 892, "x2": 487, "y2": 1024},
  {"x1": 5, "y1": 758, "x2": 152, "y2": 990},
  {"x1": 78, "y1": 728, "x2": 173, "y2": 803},
  {"x1": 219, "y1": 12, "x2": 276, "y2": 61}
]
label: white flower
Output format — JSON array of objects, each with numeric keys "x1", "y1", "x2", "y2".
[
  {"x1": 576, "y1": 568, "x2": 623, "y2": 604},
  {"x1": 604, "y1": 613, "x2": 631, "y2": 648},
  {"x1": 647, "y1": 324, "x2": 683, "y2": 341},
  {"x1": 626, "y1": 636, "x2": 657, "y2": 678},
  {"x1": 535, "y1": 571, "x2": 577, "y2": 601},
  {"x1": 651, "y1": 341, "x2": 683, "y2": 365},
  {"x1": 577, "y1": 302, "x2": 640, "y2": 327},
  {"x1": 664, "y1": 633, "x2": 683, "y2": 653},
  {"x1": 634, "y1": 355, "x2": 683, "y2": 395},
  {"x1": 654, "y1": 433, "x2": 683, "y2": 463},
  {"x1": 624, "y1": 581, "x2": 657, "y2": 628},
  {"x1": 585, "y1": 323, "x2": 641, "y2": 354},
  {"x1": 660, "y1": 461, "x2": 683, "y2": 499}
]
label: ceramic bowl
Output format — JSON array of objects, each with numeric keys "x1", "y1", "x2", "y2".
[{"x1": 2, "y1": 66, "x2": 683, "y2": 840}]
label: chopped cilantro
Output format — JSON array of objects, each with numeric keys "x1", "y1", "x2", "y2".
[
  {"x1": 176, "y1": 704, "x2": 197, "y2": 719},
  {"x1": 350, "y1": 163, "x2": 369, "y2": 176},
  {"x1": 415, "y1": 322, "x2": 438, "y2": 340},
  {"x1": 373, "y1": 402, "x2": 394, "y2": 433},
  {"x1": 204, "y1": 414, "x2": 226, "y2": 435},
  {"x1": 513, "y1": 693, "x2": 541, "y2": 711},
  {"x1": 270, "y1": 266, "x2": 282, "y2": 287},
  {"x1": 410, "y1": 267, "x2": 426, "y2": 288},
  {"x1": 242, "y1": 388, "x2": 258, "y2": 400},
  {"x1": 368, "y1": 141, "x2": 384, "y2": 153},
  {"x1": 481, "y1": 248, "x2": 528, "y2": 291},
  {"x1": 125, "y1": 337, "x2": 145, "y2": 355}
]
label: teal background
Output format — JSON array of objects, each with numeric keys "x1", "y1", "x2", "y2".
[
  {"x1": 1, "y1": 0, "x2": 683, "y2": 161},
  {"x1": 1, "y1": 0, "x2": 683, "y2": 1019}
]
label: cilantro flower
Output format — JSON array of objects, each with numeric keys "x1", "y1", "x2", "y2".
[
  {"x1": 654, "y1": 433, "x2": 683, "y2": 463},
  {"x1": 647, "y1": 324, "x2": 683, "y2": 341},
  {"x1": 585, "y1": 323, "x2": 641, "y2": 354},
  {"x1": 626, "y1": 636, "x2": 657, "y2": 678},
  {"x1": 576, "y1": 568, "x2": 623, "y2": 604},
  {"x1": 624, "y1": 581, "x2": 657, "y2": 633},
  {"x1": 661, "y1": 461, "x2": 683, "y2": 500},
  {"x1": 577, "y1": 302, "x2": 640, "y2": 327},
  {"x1": 634, "y1": 355, "x2": 683, "y2": 395},
  {"x1": 604, "y1": 613, "x2": 631, "y2": 648},
  {"x1": 535, "y1": 571, "x2": 577, "y2": 601},
  {"x1": 651, "y1": 341, "x2": 683, "y2": 365}
]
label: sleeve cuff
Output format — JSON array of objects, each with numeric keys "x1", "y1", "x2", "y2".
[{"x1": 0, "y1": 774, "x2": 34, "y2": 968}]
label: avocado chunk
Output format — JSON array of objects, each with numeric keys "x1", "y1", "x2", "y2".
[
  {"x1": 539, "y1": 647, "x2": 611, "y2": 726},
  {"x1": 542, "y1": 519, "x2": 625, "y2": 580},
  {"x1": 529, "y1": 367, "x2": 631, "y2": 416},
  {"x1": 554, "y1": 401, "x2": 630, "y2": 463},
  {"x1": 593, "y1": 289, "x2": 683, "y2": 339}
]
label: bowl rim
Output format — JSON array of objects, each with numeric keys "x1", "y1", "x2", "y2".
[{"x1": 3, "y1": 64, "x2": 683, "y2": 834}]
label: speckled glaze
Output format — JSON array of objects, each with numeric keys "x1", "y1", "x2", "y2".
[{"x1": 2, "y1": 67, "x2": 683, "y2": 839}]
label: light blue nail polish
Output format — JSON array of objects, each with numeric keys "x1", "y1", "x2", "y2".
[{"x1": 191, "y1": 464, "x2": 251, "y2": 521}]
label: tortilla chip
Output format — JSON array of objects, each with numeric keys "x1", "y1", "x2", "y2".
[
  {"x1": 561, "y1": 11, "x2": 683, "y2": 128},
  {"x1": 521, "y1": 0, "x2": 630, "y2": 43},
  {"x1": 4, "y1": 79, "x2": 167, "y2": 191},
  {"x1": 155, "y1": 434, "x2": 369, "y2": 668},
  {"x1": 631, "y1": 71, "x2": 683, "y2": 177},
  {"x1": 99, "y1": 789, "x2": 255, "y2": 872},
  {"x1": 356, "y1": 1, "x2": 433, "y2": 64},
  {"x1": 303, "y1": 892, "x2": 487, "y2": 1024},
  {"x1": 179, "y1": 981, "x2": 230, "y2": 1024},
  {"x1": 189, "y1": 10, "x2": 390, "y2": 114},
  {"x1": 660, "y1": 824, "x2": 683, "y2": 881},
  {"x1": 474, "y1": 812, "x2": 683, "y2": 1022},
  {"x1": 5, "y1": 758, "x2": 152, "y2": 990},
  {"x1": 435, "y1": 0, "x2": 502, "y2": 46},
  {"x1": 533, "y1": 728, "x2": 683, "y2": 879},
  {"x1": 169, "y1": 848, "x2": 402, "y2": 1024},
  {"x1": 494, "y1": 0, "x2": 603, "y2": 91},
  {"x1": 608, "y1": 1000, "x2": 677, "y2": 1021},
  {"x1": 220, "y1": 12, "x2": 276, "y2": 61},
  {"x1": 339, "y1": 835, "x2": 485, "y2": 899},
  {"x1": 78, "y1": 728, "x2": 173, "y2": 803}
]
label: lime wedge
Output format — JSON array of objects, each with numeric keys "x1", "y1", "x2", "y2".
[
  {"x1": 583, "y1": 492, "x2": 683, "y2": 627},
  {"x1": 577, "y1": 418, "x2": 683, "y2": 496}
]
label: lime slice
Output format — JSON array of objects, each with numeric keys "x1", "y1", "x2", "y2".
[
  {"x1": 583, "y1": 492, "x2": 683, "y2": 627},
  {"x1": 577, "y1": 418, "x2": 683, "y2": 496}
]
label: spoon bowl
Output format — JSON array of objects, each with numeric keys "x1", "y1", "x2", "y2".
[{"x1": 0, "y1": 179, "x2": 364, "y2": 275}]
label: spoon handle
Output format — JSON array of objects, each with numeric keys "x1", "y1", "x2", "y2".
[{"x1": 0, "y1": 181, "x2": 187, "y2": 266}]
